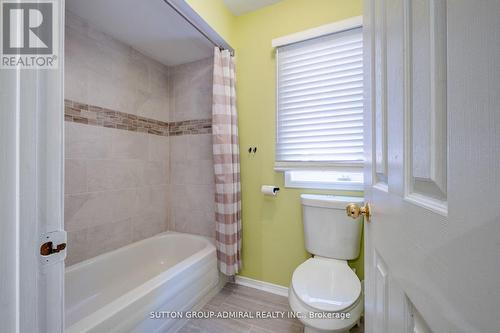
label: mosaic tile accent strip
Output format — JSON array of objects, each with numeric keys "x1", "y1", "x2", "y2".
[
  {"x1": 64, "y1": 99, "x2": 212, "y2": 136},
  {"x1": 168, "y1": 119, "x2": 213, "y2": 136}
]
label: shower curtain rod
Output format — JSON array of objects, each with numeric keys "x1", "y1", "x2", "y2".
[{"x1": 162, "y1": 0, "x2": 235, "y2": 55}]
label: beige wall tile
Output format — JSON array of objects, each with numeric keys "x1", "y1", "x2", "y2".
[
  {"x1": 171, "y1": 206, "x2": 215, "y2": 238},
  {"x1": 65, "y1": 159, "x2": 87, "y2": 195},
  {"x1": 65, "y1": 10, "x2": 170, "y2": 119},
  {"x1": 65, "y1": 122, "x2": 113, "y2": 160},
  {"x1": 129, "y1": 53, "x2": 150, "y2": 90},
  {"x1": 195, "y1": 160, "x2": 215, "y2": 185},
  {"x1": 170, "y1": 135, "x2": 189, "y2": 162},
  {"x1": 86, "y1": 159, "x2": 143, "y2": 192},
  {"x1": 66, "y1": 231, "x2": 88, "y2": 266},
  {"x1": 170, "y1": 183, "x2": 214, "y2": 238},
  {"x1": 170, "y1": 161, "x2": 191, "y2": 185},
  {"x1": 149, "y1": 185, "x2": 170, "y2": 220},
  {"x1": 132, "y1": 213, "x2": 167, "y2": 242},
  {"x1": 148, "y1": 135, "x2": 170, "y2": 161},
  {"x1": 135, "y1": 186, "x2": 153, "y2": 216},
  {"x1": 170, "y1": 160, "x2": 213, "y2": 185},
  {"x1": 143, "y1": 161, "x2": 169, "y2": 186},
  {"x1": 170, "y1": 134, "x2": 213, "y2": 163},
  {"x1": 110, "y1": 189, "x2": 141, "y2": 222},
  {"x1": 136, "y1": 94, "x2": 170, "y2": 122},
  {"x1": 188, "y1": 134, "x2": 213, "y2": 161},
  {"x1": 86, "y1": 219, "x2": 133, "y2": 258},
  {"x1": 64, "y1": 191, "x2": 114, "y2": 232},
  {"x1": 111, "y1": 129, "x2": 149, "y2": 160},
  {"x1": 170, "y1": 57, "x2": 213, "y2": 122},
  {"x1": 87, "y1": 70, "x2": 123, "y2": 113},
  {"x1": 169, "y1": 123, "x2": 215, "y2": 239},
  {"x1": 65, "y1": 11, "x2": 87, "y2": 32},
  {"x1": 64, "y1": 55, "x2": 88, "y2": 104}
]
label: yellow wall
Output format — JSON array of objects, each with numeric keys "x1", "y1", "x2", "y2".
[
  {"x1": 187, "y1": 0, "x2": 364, "y2": 287},
  {"x1": 185, "y1": 0, "x2": 237, "y2": 46}
]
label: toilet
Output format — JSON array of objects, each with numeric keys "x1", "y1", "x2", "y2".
[{"x1": 289, "y1": 194, "x2": 364, "y2": 333}]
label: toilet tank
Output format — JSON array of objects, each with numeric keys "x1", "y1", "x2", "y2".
[{"x1": 301, "y1": 194, "x2": 363, "y2": 260}]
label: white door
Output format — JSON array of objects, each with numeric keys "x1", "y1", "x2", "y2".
[
  {"x1": 0, "y1": 1, "x2": 65, "y2": 332},
  {"x1": 363, "y1": 0, "x2": 500, "y2": 332}
]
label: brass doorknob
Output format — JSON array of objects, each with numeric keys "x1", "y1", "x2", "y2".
[{"x1": 346, "y1": 203, "x2": 371, "y2": 222}]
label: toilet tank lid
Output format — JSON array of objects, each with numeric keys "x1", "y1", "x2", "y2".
[{"x1": 300, "y1": 194, "x2": 363, "y2": 209}]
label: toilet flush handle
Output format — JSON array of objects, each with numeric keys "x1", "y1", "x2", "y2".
[{"x1": 346, "y1": 203, "x2": 371, "y2": 222}]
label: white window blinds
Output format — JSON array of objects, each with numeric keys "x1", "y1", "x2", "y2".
[{"x1": 276, "y1": 27, "x2": 364, "y2": 169}]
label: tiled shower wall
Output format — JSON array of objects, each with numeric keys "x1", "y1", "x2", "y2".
[
  {"x1": 64, "y1": 12, "x2": 215, "y2": 265},
  {"x1": 169, "y1": 58, "x2": 215, "y2": 238}
]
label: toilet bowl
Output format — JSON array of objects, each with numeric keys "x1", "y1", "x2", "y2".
[
  {"x1": 289, "y1": 257, "x2": 362, "y2": 333},
  {"x1": 289, "y1": 195, "x2": 364, "y2": 333}
]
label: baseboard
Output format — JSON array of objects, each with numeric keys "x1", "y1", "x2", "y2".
[{"x1": 234, "y1": 275, "x2": 289, "y2": 297}]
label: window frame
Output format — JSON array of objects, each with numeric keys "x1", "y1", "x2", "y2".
[{"x1": 272, "y1": 16, "x2": 364, "y2": 191}]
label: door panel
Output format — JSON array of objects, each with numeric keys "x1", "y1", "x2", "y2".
[
  {"x1": 373, "y1": 251, "x2": 388, "y2": 333},
  {"x1": 406, "y1": 0, "x2": 447, "y2": 212},
  {"x1": 0, "y1": 57, "x2": 20, "y2": 333},
  {"x1": 0, "y1": 1, "x2": 65, "y2": 332},
  {"x1": 364, "y1": 0, "x2": 500, "y2": 332},
  {"x1": 373, "y1": 0, "x2": 388, "y2": 186}
]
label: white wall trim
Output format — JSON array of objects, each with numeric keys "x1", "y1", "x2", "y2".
[
  {"x1": 235, "y1": 276, "x2": 289, "y2": 297},
  {"x1": 271, "y1": 16, "x2": 363, "y2": 48}
]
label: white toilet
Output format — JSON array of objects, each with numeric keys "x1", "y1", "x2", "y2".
[{"x1": 289, "y1": 194, "x2": 364, "y2": 333}]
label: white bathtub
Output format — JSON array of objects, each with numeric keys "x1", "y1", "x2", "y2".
[{"x1": 65, "y1": 232, "x2": 220, "y2": 333}]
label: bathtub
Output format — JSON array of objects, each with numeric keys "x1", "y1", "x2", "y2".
[{"x1": 65, "y1": 232, "x2": 220, "y2": 333}]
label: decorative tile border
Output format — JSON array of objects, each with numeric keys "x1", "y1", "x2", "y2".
[
  {"x1": 64, "y1": 99, "x2": 212, "y2": 136},
  {"x1": 168, "y1": 119, "x2": 213, "y2": 136}
]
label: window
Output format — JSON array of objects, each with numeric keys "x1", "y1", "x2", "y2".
[
  {"x1": 274, "y1": 22, "x2": 364, "y2": 190},
  {"x1": 285, "y1": 169, "x2": 363, "y2": 191}
]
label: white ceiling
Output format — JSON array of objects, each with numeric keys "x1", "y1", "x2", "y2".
[
  {"x1": 223, "y1": 0, "x2": 283, "y2": 16},
  {"x1": 66, "y1": 0, "x2": 214, "y2": 66}
]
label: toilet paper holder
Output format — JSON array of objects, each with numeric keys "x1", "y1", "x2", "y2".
[{"x1": 261, "y1": 185, "x2": 280, "y2": 196}]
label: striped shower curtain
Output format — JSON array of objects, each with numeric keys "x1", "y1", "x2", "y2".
[{"x1": 212, "y1": 47, "x2": 242, "y2": 276}]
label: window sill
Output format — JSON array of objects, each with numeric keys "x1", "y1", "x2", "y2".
[
  {"x1": 283, "y1": 181, "x2": 364, "y2": 192},
  {"x1": 274, "y1": 161, "x2": 364, "y2": 172},
  {"x1": 283, "y1": 169, "x2": 364, "y2": 192}
]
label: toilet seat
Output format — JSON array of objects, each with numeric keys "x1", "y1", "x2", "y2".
[
  {"x1": 292, "y1": 257, "x2": 361, "y2": 312},
  {"x1": 289, "y1": 284, "x2": 363, "y2": 333}
]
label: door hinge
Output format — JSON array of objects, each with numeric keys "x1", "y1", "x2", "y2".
[{"x1": 39, "y1": 230, "x2": 67, "y2": 266}]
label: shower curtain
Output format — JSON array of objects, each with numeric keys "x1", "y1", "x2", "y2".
[{"x1": 212, "y1": 47, "x2": 242, "y2": 276}]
